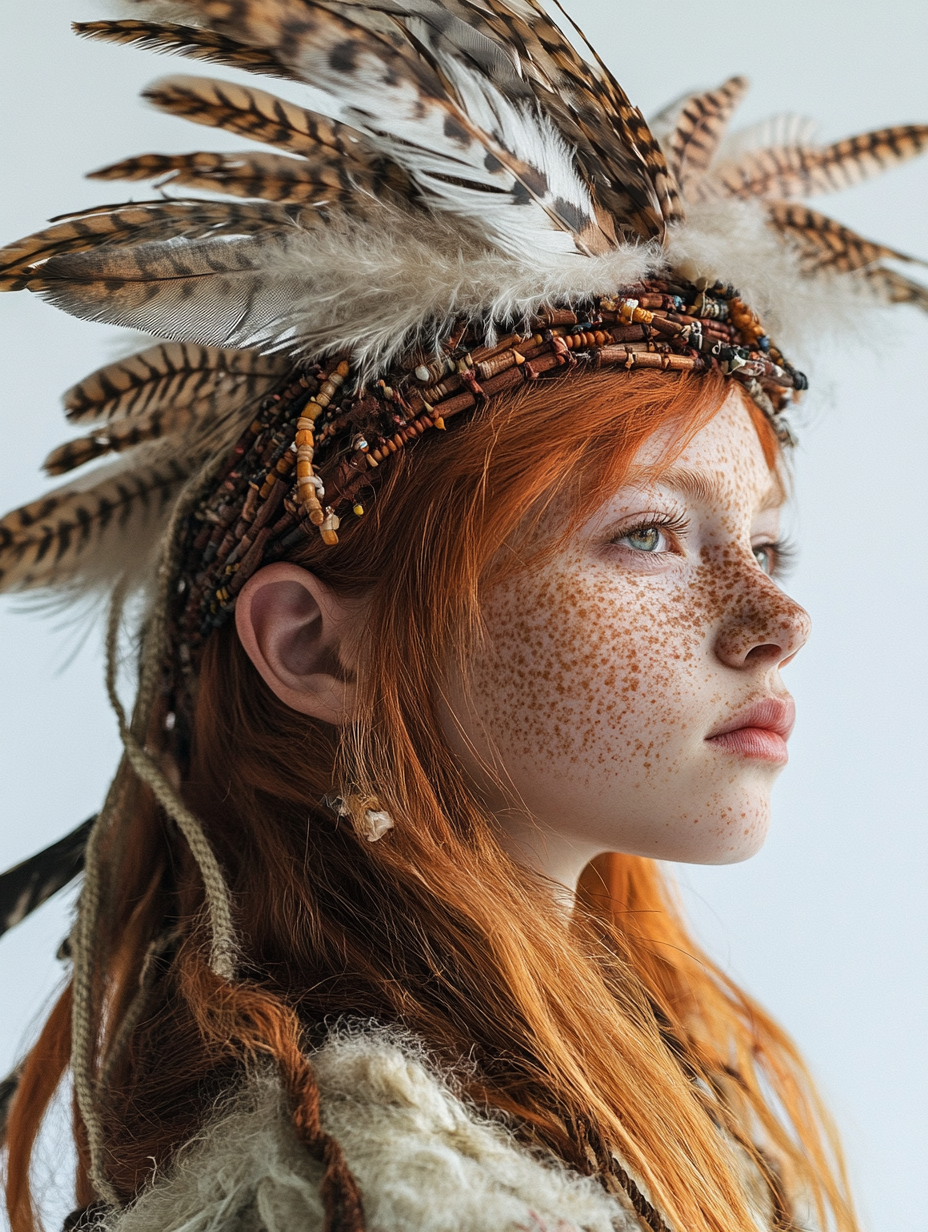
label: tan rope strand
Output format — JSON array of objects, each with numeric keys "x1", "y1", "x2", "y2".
[
  {"x1": 104, "y1": 589, "x2": 237, "y2": 978},
  {"x1": 70, "y1": 455, "x2": 245, "y2": 1200},
  {"x1": 69, "y1": 752, "x2": 127, "y2": 1207}
]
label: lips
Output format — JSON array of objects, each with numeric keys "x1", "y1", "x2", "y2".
[{"x1": 706, "y1": 696, "x2": 796, "y2": 764}]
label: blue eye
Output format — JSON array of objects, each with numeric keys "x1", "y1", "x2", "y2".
[
  {"x1": 620, "y1": 525, "x2": 666, "y2": 552},
  {"x1": 753, "y1": 544, "x2": 775, "y2": 574}
]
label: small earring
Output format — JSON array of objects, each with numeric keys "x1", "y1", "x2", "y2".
[
  {"x1": 321, "y1": 793, "x2": 394, "y2": 842},
  {"x1": 359, "y1": 808, "x2": 394, "y2": 842}
]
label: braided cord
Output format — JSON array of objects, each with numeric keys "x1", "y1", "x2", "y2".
[{"x1": 70, "y1": 454, "x2": 240, "y2": 1203}]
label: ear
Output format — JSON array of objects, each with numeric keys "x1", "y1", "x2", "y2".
[{"x1": 234, "y1": 562, "x2": 363, "y2": 725}]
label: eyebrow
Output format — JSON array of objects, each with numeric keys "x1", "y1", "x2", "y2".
[{"x1": 651, "y1": 466, "x2": 784, "y2": 513}]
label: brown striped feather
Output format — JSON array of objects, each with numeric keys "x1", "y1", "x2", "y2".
[
  {"x1": 159, "y1": 3, "x2": 617, "y2": 253},
  {"x1": 21, "y1": 223, "x2": 323, "y2": 350},
  {"x1": 860, "y1": 266, "x2": 928, "y2": 312},
  {"x1": 47, "y1": 403, "x2": 228, "y2": 476},
  {"x1": 0, "y1": 199, "x2": 300, "y2": 292},
  {"x1": 174, "y1": 0, "x2": 663, "y2": 241},
  {"x1": 663, "y1": 76, "x2": 749, "y2": 190},
  {"x1": 699, "y1": 124, "x2": 928, "y2": 202},
  {"x1": 767, "y1": 202, "x2": 926, "y2": 274},
  {"x1": 141, "y1": 74, "x2": 381, "y2": 162},
  {"x1": 73, "y1": 19, "x2": 295, "y2": 79},
  {"x1": 0, "y1": 455, "x2": 191, "y2": 593},
  {"x1": 89, "y1": 148, "x2": 409, "y2": 209},
  {"x1": 63, "y1": 343, "x2": 289, "y2": 424},
  {"x1": 813, "y1": 125, "x2": 928, "y2": 194}
]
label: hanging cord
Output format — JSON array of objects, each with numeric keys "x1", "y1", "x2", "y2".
[
  {"x1": 104, "y1": 582, "x2": 236, "y2": 980},
  {"x1": 285, "y1": 1050, "x2": 366, "y2": 1232},
  {"x1": 69, "y1": 449, "x2": 365, "y2": 1224},
  {"x1": 112, "y1": 447, "x2": 241, "y2": 979},
  {"x1": 70, "y1": 455, "x2": 239, "y2": 1205},
  {"x1": 70, "y1": 762, "x2": 126, "y2": 1208}
]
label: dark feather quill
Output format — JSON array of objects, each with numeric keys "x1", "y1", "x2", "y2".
[{"x1": 0, "y1": 817, "x2": 93, "y2": 939}]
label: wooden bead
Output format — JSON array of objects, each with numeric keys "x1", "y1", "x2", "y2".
[
  {"x1": 295, "y1": 429, "x2": 314, "y2": 447},
  {"x1": 320, "y1": 509, "x2": 340, "y2": 545}
]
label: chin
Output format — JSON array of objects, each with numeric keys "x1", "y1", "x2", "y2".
[{"x1": 669, "y1": 792, "x2": 772, "y2": 866}]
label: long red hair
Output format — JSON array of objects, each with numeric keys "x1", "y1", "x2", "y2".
[{"x1": 5, "y1": 369, "x2": 856, "y2": 1232}]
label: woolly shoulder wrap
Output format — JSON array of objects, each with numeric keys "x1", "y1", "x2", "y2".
[
  {"x1": 101, "y1": 1028, "x2": 779, "y2": 1232},
  {"x1": 101, "y1": 1029, "x2": 641, "y2": 1232}
]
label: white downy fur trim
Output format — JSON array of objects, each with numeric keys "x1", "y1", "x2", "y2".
[{"x1": 102, "y1": 1028, "x2": 639, "y2": 1232}]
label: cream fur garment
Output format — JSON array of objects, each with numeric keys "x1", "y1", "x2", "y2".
[{"x1": 99, "y1": 1028, "x2": 778, "y2": 1232}]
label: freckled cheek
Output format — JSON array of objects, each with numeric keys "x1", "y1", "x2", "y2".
[{"x1": 468, "y1": 567, "x2": 709, "y2": 768}]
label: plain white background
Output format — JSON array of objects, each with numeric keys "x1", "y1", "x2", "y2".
[{"x1": 1, "y1": 2, "x2": 926, "y2": 1229}]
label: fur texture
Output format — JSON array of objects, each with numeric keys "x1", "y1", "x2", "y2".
[{"x1": 102, "y1": 1030, "x2": 640, "y2": 1232}]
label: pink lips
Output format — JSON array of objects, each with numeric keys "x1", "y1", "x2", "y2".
[{"x1": 706, "y1": 697, "x2": 796, "y2": 764}]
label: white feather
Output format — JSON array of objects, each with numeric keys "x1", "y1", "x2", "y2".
[{"x1": 273, "y1": 16, "x2": 599, "y2": 260}]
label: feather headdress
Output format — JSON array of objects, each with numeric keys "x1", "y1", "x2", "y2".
[
  {"x1": 2, "y1": 0, "x2": 927, "y2": 604},
  {"x1": 2, "y1": 6, "x2": 927, "y2": 1214}
]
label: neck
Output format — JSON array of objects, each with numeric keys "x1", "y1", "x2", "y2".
[{"x1": 493, "y1": 809, "x2": 603, "y2": 896}]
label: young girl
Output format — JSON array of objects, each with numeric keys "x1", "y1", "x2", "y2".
[{"x1": 1, "y1": 4, "x2": 926, "y2": 1232}]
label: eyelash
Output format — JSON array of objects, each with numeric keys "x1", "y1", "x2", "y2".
[
  {"x1": 610, "y1": 513, "x2": 689, "y2": 551},
  {"x1": 754, "y1": 537, "x2": 797, "y2": 579}
]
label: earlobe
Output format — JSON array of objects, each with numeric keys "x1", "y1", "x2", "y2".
[{"x1": 234, "y1": 562, "x2": 360, "y2": 724}]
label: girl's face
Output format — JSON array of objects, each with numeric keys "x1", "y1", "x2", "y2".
[{"x1": 444, "y1": 392, "x2": 811, "y2": 887}]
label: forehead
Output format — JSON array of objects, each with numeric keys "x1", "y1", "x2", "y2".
[{"x1": 631, "y1": 389, "x2": 781, "y2": 513}]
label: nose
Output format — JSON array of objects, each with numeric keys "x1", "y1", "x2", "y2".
[{"x1": 713, "y1": 576, "x2": 811, "y2": 671}]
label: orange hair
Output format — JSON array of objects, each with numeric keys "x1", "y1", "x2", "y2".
[{"x1": 4, "y1": 369, "x2": 856, "y2": 1232}]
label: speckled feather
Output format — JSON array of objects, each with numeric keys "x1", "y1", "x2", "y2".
[
  {"x1": 0, "y1": 199, "x2": 300, "y2": 291},
  {"x1": 63, "y1": 342, "x2": 289, "y2": 424},
  {"x1": 73, "y1": 18, "x2": 296, "y2": 78},
  {"x1": 25, "y1": 229, "x2": 316, "y2": 351},
  {"x1": 388, "y1": 0, "x2": 682, "y2": 235},
  {"x1": 169, "y1": 0, "x2": 615, "y2": 257},
  {"x1": 695, "y1": 124, "x2": 928, "y2": 203},
  {"x1": 2, "y1": 0, "x2": 928, "y2": 603},
  {"x1": 0, "y1": 453, "x2": 191, "y2": 592}
]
